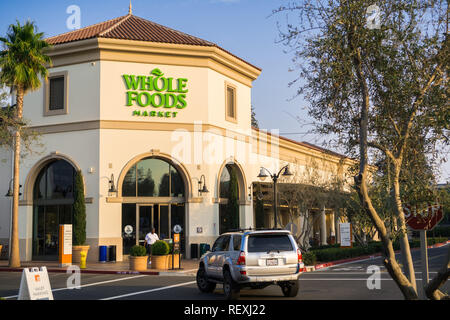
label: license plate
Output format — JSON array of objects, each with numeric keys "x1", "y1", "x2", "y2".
[{"x1": 266, "y1": 258, "x2": 278, "y2": 266}]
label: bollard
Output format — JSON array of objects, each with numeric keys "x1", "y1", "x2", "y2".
[{"x1": 80, "y1": 251, "x2": 87, "y2": 269}]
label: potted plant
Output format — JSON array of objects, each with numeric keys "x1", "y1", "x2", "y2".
[
  {"x1": 72, "y1": 171, "x2": 90, "y2": 263},
  {"x1": 150, "y1": 240, "x2": 170, "y2": 269},
  {"x1": 129, "y1": 245, "x2": 148, "y2": 271}
]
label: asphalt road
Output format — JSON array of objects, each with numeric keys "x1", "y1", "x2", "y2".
[{"x1": 0, "y1": 244, "x2": 448, "y2": 301}]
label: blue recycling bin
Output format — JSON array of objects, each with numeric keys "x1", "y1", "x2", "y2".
[{"x1": 99, "y1": 245, "x2": 107, "y2": 262}]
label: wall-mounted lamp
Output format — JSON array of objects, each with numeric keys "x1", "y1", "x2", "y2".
[
  {"x1": 108, "y1": 174, "x2": 117, "y2": 194},
  {"x1": 5, "y1": 179, "x2": 21, "y2": 197},
  {"x1": 198, "y1": 175, "x2": 209, "y2": 195}
]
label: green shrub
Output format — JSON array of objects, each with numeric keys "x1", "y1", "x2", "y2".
[
  {"x1": 311, "y1": 247, "x2": 367, "y2": 262},
  {"x1": 311, "y1": 237, "x2": 448, "y2": 263},
  {"x1": 151, "y1": 240, "x2": 170, "y2": 255},
  {"x1": 302, "y1": 251, "x2": 317, "y2": 266},
  {"x1": 426, "y1": 237, "x2": 448, "y2": 245},
  {"x1": 129, "y1": 245, "x2": 147, "y2": 257},
  {"x1": 429, "y1": 226, "x2": 450, "y2": 237},
  {"x1": 310, "y1": 243, "x2": 340, "y2": 250},
  {"x1": 73, "y1": 171, "x2": 86, "y2": 246}
]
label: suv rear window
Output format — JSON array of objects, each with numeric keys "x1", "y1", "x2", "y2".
[{"x1": 247, "y1": 234, "x2": 293, "y2": 253}]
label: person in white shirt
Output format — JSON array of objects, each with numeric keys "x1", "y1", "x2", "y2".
[{"x1": 145, "y1": 228, "x2": 159, "y2": 263}]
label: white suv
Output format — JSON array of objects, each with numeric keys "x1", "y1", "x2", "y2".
[{"x1": 196, "y1": 229, "x2": 305, "y2": 300}]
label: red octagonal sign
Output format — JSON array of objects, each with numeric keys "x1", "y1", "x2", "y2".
[{"x1": 404, "y1": 204, "x2": 444, "y2": 231}]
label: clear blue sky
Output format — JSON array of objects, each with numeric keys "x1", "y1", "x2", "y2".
[{"x1": 1, "y1": 0, "x2": 448, "y2": 183}]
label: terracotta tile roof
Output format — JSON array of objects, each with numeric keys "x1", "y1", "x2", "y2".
[
  {"x1": 45, "y1": 15, "x2": 127, "y2": 45},
  {"x1": 45, "y1": 14, "x2": 261, "y2": 71}
]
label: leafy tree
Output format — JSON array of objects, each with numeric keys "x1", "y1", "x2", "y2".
[
  {"x1": 0, "y1": 20, "x2": 51, "y2": 267},
  {"x1": 274, "y1": 0, "x2": 448, "y2": 299},
  {"x1": 251, "y1": 105, "x2": 259, "y2": 128},
  {"x1": 278, "y1": 158, "x2": 348, "y2": 251},
  {"x1": 73, "y1": 170, "x2": 87, "y2": 246},
  {"x1": 0, "y1": 89, "x2": 41, "y2": 153}
]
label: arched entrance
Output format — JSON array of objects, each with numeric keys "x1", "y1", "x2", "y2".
[
  {"x1": 218, "y1": 163, "x2": 245, "y2": 234},
  {"x1": 32, "y1": 159, "x2": 76, "y2": 260},
  {"x1": 120, "y1": 156, "x2": 187, "y2": 255}
]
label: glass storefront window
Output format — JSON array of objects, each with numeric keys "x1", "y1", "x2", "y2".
[
  {"x1": 32, "y1": 160, "x2": 75, "y2": 260},
  {"x1": 122, "y1": 158, "x2": 184, "y2": 198},
  {"x1": 170, "y1": 166, "x2": 184, "y2": 197},
  {"x1": 219, "y1": 165, "x2": 231, "y2": 198},
  {"x1": 122, "y1": 164, "x2": 137, "y2": 197}
]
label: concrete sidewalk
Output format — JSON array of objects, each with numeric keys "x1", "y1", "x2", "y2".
[{"x1": 0, "y1": 257, "x2": 200, "y2": 276}]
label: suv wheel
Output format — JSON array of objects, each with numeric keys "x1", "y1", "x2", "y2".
[
  {"x1": 196, "y1": 265, "x2": 216, "y2": 293},
  {"x1": 280, "y1": 281, "x2": 299, "y2": 297},
  {"x1": 223, "y1": 270, "x2": 240, "y2": 300}
]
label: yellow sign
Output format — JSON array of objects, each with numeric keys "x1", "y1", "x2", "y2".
[{"x1": 174, "y1": 233, "x2": 180, "y2": 243}]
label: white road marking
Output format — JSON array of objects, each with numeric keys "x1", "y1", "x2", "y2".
[
  {"x1": 303, "y1": 272, "x2": 438, "y2": 275},
  {"x1": 428, "y1": 254, "x2": 445, "y2": 261},
  {"x1": 179, "y1": 268, "x2": 198, "y2": 273},
  {"x1": 299, "y1": 278, "x2": 431, "y2": 281},
  {"x1": 100, "y1": 280, "x2": 196, "y2": 300},
  {"x1": 4, "y1": 274, "x2": 147, "y2": 299}
]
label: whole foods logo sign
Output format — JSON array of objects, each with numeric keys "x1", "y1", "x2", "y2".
[{"x1": 123, "y1": 68, "x2": 188, "y2": 119}]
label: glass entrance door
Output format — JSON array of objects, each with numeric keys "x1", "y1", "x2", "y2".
[
  {"x1": 138, "y1": 205, "x2": 153, "y2": 246},
  {"x1": 122, "y1": 203, "x2": 185, "y2": 255},
  {"x1": 151, "y1": 204, "x2": 170, "y2": 240},
  {"x1": 159, "y1": 205, "x2": 170, "y2": 240}
]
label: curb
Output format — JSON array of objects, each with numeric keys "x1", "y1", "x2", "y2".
[{"x1": 306, "y1": 240, "x2": 450, "y2": 271}]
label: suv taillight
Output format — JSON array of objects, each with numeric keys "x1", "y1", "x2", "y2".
[
  {"x1": 297, "y1": 249, "x2": 303, "y2": 263},
  {"x1": 237, "y1": 251, "x2": 246, "y2": 265}
]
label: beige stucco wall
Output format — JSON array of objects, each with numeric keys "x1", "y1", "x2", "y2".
[{"x1": 23, "y1": 61, "x2": 100, "y2": 127}]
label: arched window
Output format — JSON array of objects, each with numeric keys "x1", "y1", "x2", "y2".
[
  {"x1": 219, "y1": 165, "x2": 231, "y2": 199},
  {"x1": 219, "y1": 164, "x2": 240, "y2": 233},
  {"x1": 121, "y1": 158, "x2": 185, "y2": 198},
  {"x1": 32, "y1": 160, "x2": 76, "y2": 260}
]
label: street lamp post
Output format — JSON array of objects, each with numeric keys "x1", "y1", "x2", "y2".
[{"x1": 257, "y1": 165, "x2": 292, "y2": 229}]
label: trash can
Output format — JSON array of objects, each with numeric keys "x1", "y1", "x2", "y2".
[
  {"x1": 199, "y1": 243, "x2": 210, "y2": 256},
  {"x1": 108, "y1": 245, "x2": 116, "y2": 262},
  {"x1": 99, "y1": 245, "x2": 107, "y2": 263},
  {"x1": 190, "y1": 243, "x2": 199, "y2": 259}
]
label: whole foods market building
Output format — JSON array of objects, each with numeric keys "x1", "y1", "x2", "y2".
[{"x1": 0, "y1": 12, "x2": 354, "y2": 262}]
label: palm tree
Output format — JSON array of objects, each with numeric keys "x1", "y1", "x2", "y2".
[{"x1": 0, "y1": 20, "x2": 51, "y2": 267}]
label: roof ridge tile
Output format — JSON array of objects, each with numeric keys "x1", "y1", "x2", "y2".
[{"x1": 98, "y1": 14, "x2": 131, "y2": 37}]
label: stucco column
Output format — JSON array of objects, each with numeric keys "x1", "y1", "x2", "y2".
[{"x1": 320, "y1": 205, "x2": 327, "y2": 245}]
